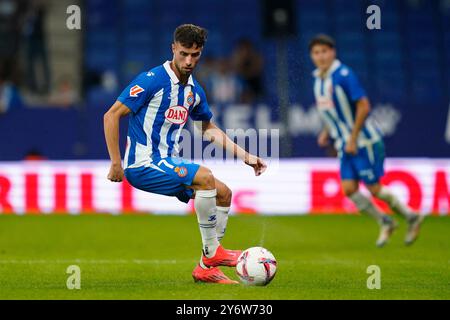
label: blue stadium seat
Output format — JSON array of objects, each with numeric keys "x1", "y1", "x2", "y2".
[
  {"x1": 86, "y1": 31, "x2": 117, "y2": 50},
  {"x1": 333, "y1": 0, "x2": 363, "y2": 10},
  {"x1": 380, "y1": 11, "x2": 399, "y2": 28},
  {"x1": 335, "y1": 12, "x2": 364, "y2": 31},
  {"x1": 86, "y1": 86, "x2": 119, "y2": 107},
  {"x1": 297, "y1": 0, "x2": 328, "y2": 10},
  {"x1": 372, "y1": 32, "x2": 401, "y2": 48},
  {"x1": 85, "y1": 52, "x2": 119, "y2": 73},
  {"x1": 80, "y1": 0, "x2": 447, "y2": 109},
  {"x1": 123, "y1": 0, "x2": 152, "y2": 8},
  {"x1": 335, "y1": 32, "x2": 365, "y2": 53},
  {"x1": 122, "y1": 31, "x2": 153, "y2": 47},
  {"x1": 86, "y1": 0, "x2": 119, "y2": 11}
]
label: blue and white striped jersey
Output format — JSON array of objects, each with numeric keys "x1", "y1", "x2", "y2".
[
  {"x1": 313, "y1": 59, "x2": 383, "y2": 152},
  {"x1": 117, "y1": 61, "x2": 213, "y2": 169}
]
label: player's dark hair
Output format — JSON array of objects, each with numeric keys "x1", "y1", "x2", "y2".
[
  {"x1": 309, "y1": 34, "x2": 336, "y2": 51},
  {"x1": 174, "y1": 24, "x2": 208, "y2": 48}
]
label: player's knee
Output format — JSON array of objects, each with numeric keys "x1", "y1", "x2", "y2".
[
  {"x1": 367, "y1": 184, "x2": 381, "y2": 197},
  {"x1": 196, "y1": 168, "x2": 215, "y2": 190},
  {"x1": 342, "y1": 185, "x2": 358, "y2": 197}
]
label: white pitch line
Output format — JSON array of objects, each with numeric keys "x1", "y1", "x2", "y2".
[
  {"x1": 0, "y1": 259, "x2": 189, "y2": 265},
  {"x1": 0, "y1": 259, "x2": 441, "y2": 265},
  {"x1": 0, "y1": 259, "x2": 364, "y2": 265}
]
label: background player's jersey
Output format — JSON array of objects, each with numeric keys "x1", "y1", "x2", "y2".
[
  {"x1": 117, "y1": 61, "x2": 213, "y2": 169},
  {"x1": 313, "y1": 59, "x2": 383, "y2": 154}
]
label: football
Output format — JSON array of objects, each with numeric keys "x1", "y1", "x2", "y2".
[{"x1": 236, "y1": 247, "x2": 277, "y2": 286}]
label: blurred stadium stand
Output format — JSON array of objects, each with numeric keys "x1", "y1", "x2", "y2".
[{"x1": 0, "y1": 0, "x2": 449, "y2": 160}]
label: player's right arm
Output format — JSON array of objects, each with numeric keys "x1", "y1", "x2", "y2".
[
  {"x1": 346, "y1": 97, "x2": 370, "y2": 155},
  {"x1": 317, "y1": 127, "x2": 330, "y2": 147},
  {"x1": 104, "y1": 101, "x2": 131, "y2": 182},
  {"x1": 104, "y1": 71, "x2": 156, "y2": 182},
  {"x1": 340, "y1": 68, "x2": 369, "y2": 155}
]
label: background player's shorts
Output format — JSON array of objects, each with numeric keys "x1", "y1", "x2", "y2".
[
  {"x1": 124, "y1": 157, "x2": 200, "y2": 203},
  {"x1": 340, "y1": 141, "x2": 385, "y2": 185}
]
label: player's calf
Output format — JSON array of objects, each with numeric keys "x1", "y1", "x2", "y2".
[
  {"x1": 215, "y1": 178, "x2": 232, "y2": 241},
  {"x1": 216, "y1": 181, "x2": 232, "y2": 207},
  {"x1": 405, "y1": 214, "x2": 425, "y2": 246},
  {"x1": 343, "y1": 180, "x2": 391, "y2": 226},
  {"x1": 370, "y1": 185, "x2": 416, "y2": 221}
]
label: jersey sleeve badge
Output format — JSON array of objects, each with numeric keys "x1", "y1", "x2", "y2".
[{"x1": 129, "y1": 85, "x2": 145, "y2": 97}]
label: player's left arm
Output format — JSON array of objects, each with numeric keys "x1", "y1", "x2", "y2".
[{"x1": 200, "y1": 120, "x2": 267, "y2": 176}]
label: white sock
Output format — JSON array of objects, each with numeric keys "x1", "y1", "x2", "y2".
[
  {"x1": 216, "y1": 206, "x2": 230, "y2": 241},
  {"x1": 194, "y1": 189, "x2": 219, "y2": 258},
  {"x1": 199, "y1": 259, "x2": 209, "y2": 269},
  {"x1": 375, "y1": 186, "x2": 414, "y2": 221},
  {"x1": 349, "y1": 191, "x2": 392, "y2": 225}
]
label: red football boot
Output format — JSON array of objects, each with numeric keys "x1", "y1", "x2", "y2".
[
  {"x1": 192, "y1": 264, "x2": 238, "y2": 284},
  {"x1": 202, "y1": 245, "x2": 242, "y2": 268}
]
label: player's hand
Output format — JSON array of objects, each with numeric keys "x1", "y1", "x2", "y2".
[
  {"x1": 345, "y1": 139, "x2": 358, "y2": 155},
  {"x1": 107, "y1": 163, "x2": 124, "y2": 182},
  {"x1": 244, "y1": 154, "x2": 267, "y2": 176},
  {"x1": 317, "y1": 130, "x2": 329, "y2": 147}
]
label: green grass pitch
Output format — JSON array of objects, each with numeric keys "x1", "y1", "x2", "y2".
[{"x1": 0, "y1": 214, "x2": 449, "y2": 299}]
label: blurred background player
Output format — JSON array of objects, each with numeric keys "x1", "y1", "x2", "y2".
[
  {"x1": 309, "y1": 34, "x2": 424, "y2": 247},
  {"x1": 103, "y1": 24, "x2": 267, "y2": 284}
]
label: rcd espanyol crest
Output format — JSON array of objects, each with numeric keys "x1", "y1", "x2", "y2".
[{"x1": 186, "y1": 92, "x2": 194, "y2": 107}]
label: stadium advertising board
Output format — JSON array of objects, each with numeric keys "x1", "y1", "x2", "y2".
[{"x1": 0, "y1": 159, "x2": 449, "y2": 215}]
